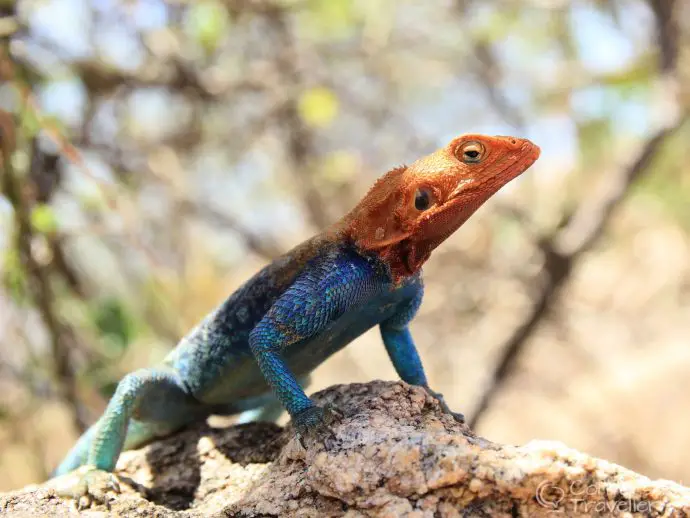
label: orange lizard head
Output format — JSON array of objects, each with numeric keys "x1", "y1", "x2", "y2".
[{"x1": 343, "y1": 134, "x2": 540, "y2": 283}]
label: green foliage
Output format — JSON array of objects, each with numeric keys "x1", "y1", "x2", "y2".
[
  {"x1": 97, "y1": 379, "x2": 119, "y2": 400},
  {"x1": 89, "y1": 298, "x2": 137, "y2": 357},
  {"x1": 1, "y1": 248, "x2": 28, "y2": 304},
  {"x1": 320, "y1": 151, "x2": 359, "y2": 183},
  {"x1": 30, "y1": 204, "x2": 58, "y2": 234},
  {"x1": 76, "y1": 190, "x2": 108, "y2": 213},
  {"x1": 18, "y1": 105, "x2": 42, "y2": 140},
  {"x1": 298, "y1": 87, "x2": 339, "y2": 128},
  {"x1": 9, "y1": 150, "x2": 29, "y2": 177},
  {"x1": 299, "y1": 0, "x2": 358, "y2": 40},
  {"x1": 471, "y1": 6, "x2": 521, "y2": 45},
  {"x1": 185, "y1": 1, "x2": 230, "y2": 54}
]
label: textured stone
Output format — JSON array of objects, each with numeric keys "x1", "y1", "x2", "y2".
[{"x1": 2, "y1": 381, "x2": 689, "y2": 517}]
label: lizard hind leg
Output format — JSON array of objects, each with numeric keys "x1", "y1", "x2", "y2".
[
  {"x1": 53, "y1": 367, "x2": 204, "y2": 507},
  {"x1": 87, "y1": 366, "x2": 203, "y2": 472},
  {"x1": 52, "y1": 411, "x2": 190, "y2": 478}
]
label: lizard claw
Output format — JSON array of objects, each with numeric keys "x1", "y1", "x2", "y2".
[
  {"x1": 425, "y1": 387, "x2": 465, "y2": 424},
  {"x1": 293, "y1": 404, "x2": 342, "y2": 449},
  {"x1": 54, "y1": 465, "x2": 120, "y2": 510}
]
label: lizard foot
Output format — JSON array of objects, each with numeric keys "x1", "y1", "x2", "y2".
[
  {"x1": 54, "y1": 465, "x2": 120, "y2": 510},
  {"x1": 425, "y1": 387, "x2": 465, "y2": 424},
  {"x1": 293, "y1": 404, "x2": 342, "y2": 449}
]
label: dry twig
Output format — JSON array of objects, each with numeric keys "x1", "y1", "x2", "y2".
[{"x1": 0, "y1": 111, "x2": 87, "y2": 433}]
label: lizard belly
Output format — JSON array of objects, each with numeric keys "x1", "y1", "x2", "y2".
[{"x1": 282, "y1": 293, "x2": 403, "y2": 376}]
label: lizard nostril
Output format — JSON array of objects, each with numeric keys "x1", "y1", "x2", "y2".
[{"x1": 497, "y1": 135, "x2": 521, "y2": 148}]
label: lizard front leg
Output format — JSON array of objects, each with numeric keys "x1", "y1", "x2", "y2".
[
  {"x1": 249, "y1": 254, "x2": 382, "y2": 443},
  {"x1": 250, "y1": 320, "x2": 340, "y2": 442},
  {"x1": 250, "y1": 333, "x2": 339, "y2": 443},
  {"x1": 380, "y1": 286, "x2": 465, "y2": 423}
]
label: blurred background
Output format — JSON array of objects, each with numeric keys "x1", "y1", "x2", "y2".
[{"x1": 0, "y1": 0, "x2": 689, "y2": 491}]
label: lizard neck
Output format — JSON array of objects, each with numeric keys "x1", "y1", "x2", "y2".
[{"x1": 329, "y1": 210, "x2": 424, "y2": 287}]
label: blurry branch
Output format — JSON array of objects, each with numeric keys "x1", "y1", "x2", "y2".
[
  {"x1": 168, "y1": 0, "x2": 309, "y2": 15},
  {"x1": 469, "y1": 111, "x2": 690, "y2": 429},
  {"x1": 5, "y1": 49, "x2": 183, "y2": 369},
  {"x1": 647, "y1": 0, "x2": 679, "y2": 74},
  {"x1": 39, "y1": 38, "x2": 285, "y2": 262},
  {"x1": 71, "y1": 59, "x2": 268, "y2": 100},
  {"x1": 56, "y1": 136, "x2": 281, "y2": 265},
  {"x1": 196, "y1": 207, "x2": 283, "y2": 260},
  {"x1": 263, "y1": 4, "x2": 332, "y2": 230},
  {"x1": 453, "y1": 1, "x2": 526, "y2": 131},
  {"x1": 48, "y1": 235, "x2": 88, "y2": 298},
  {"x1": 181, "y1": 200, "x2": 283, "y2": 260},
  {"x1": 5, "y1": 47, "x2": 130, "y2": 358},
  {"x1": 0, "y1": 111, "x2": 88, "y2": 433},
  {"x1": 121, "y1": 150, "x2": 285, "y2": 261},
  {"x1": 0, "y1": 47, "x2": 128, "y2": 224},
  {"x1": 27, "y1": 143, "x2": 90, "y2": 299},
  {"x1": 0, "y1": 358, "x2": 57, "y2": 402},
  {"x1": 470, "y1": 42, "x2": 526, "y2": 131},
  {"x1": 327, "y1": 72, "x2": 439, "y2": 159},
  {"x1": 19, "y1": 25, "x2": 269, "y2": 100}
]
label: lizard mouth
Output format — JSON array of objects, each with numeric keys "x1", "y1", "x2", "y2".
[{"x1": 448, "y1": 178, "x2": 475, "y2": 199}]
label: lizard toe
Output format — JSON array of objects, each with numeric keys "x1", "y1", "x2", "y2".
[
  {"x1": 293, "y1": 404, "x2": 342, "y2": 448},
  {"x1": 449, "y1": 410, "x2": 466, "y2": 424},
  {"x1": 425, "y1": 387, "x2": 465, "y2": 424},
  {"x1": 53, "y1": 465, "x2": 120, "y2": 510}
]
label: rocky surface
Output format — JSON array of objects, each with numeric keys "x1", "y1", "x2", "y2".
[{"x1": 2, "y1": 380, "x2": 689, "y2": 517}]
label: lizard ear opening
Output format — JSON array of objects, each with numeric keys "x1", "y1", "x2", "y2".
[{"x1": 343, "y1": 166, "x2": 414, "y2": 251}]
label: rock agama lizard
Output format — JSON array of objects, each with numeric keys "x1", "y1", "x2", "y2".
[{"x1": 53, "y1": 134, "x2": 540, "y2": 503}]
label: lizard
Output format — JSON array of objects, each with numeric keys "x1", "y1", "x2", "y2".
[{"x1": 52, "y1": 133, "x2": 540, "y2": 505}]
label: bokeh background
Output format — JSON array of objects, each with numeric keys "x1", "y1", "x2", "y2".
[{"x1": 0, "y1": 0, "x2": 689, "y2": 491}]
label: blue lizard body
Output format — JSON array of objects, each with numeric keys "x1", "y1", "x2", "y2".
[{"x1": 54, "y1": 239, "x2": 427, "y2": 475}]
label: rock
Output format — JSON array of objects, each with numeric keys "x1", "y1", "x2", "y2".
[{"x1": 1, "y1": 381, "x2": 689, "y2": 517}]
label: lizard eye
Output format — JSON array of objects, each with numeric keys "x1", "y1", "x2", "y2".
[
  {"x1": 414, "y1": 188, "x2": 433, "y2": 211},
  {"x1": 456, "y1": 141, "x2": 485, "y2": 164}
]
